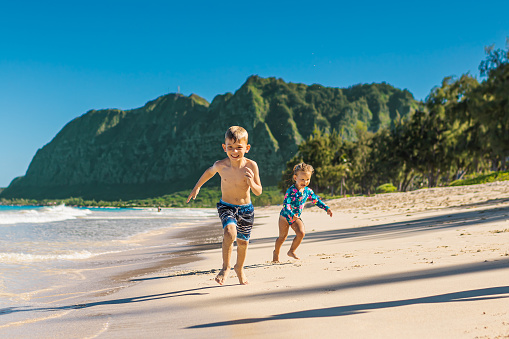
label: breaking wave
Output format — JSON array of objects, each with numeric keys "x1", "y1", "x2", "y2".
[{"x1": 0, "y1": 205, "x2": 91, "y2": 225}]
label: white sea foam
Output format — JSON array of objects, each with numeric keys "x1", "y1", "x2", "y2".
[
  {"x1": 84, "y1": 208, "x2": 216, "y2": 220},
  {"x1": 157, "y1": 208, "x2": 216, "y2": 218},
  {"x1": 0, "y1": 251, "x2": 98, "y2": 263},
  {"x1": 0, "y1": 205, "x2": 91, "y2": 225}
]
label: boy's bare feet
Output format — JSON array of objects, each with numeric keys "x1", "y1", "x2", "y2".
[
  {"x1": 272, "y1": 250, "x2": 280, "y2": 263},
  {"x1": 287, "y1": 250, "x2": 300, "y2": 260},
  {"x1": 215, "y1": 267, "x2": 230, "y2": 285},
  {"x1": 233, "y1": 265, "x2": 249, "y2": 285}
]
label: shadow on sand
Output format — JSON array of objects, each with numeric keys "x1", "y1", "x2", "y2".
[
  {"x1": 0, "y1": 285, "x2": 226, "y2": 316},
  {"x1": 2, "y1": 258, "x2": 508, "y2": 319},
  {"x1": 2, "y1": 203, "x2": 509, "y2": 328},
  {"x1": 187, "y1": 285, "x2": 509, "y2": 328},
  {"x1": 250, "y1": 204, "x2": 509, "y2": 246}
]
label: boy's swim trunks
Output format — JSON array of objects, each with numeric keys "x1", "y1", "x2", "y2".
[{"x1": 217, "y1": 200, "x2": 255, "y2": 241}]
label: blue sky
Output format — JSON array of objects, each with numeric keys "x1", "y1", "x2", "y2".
[{"x1": 0, "y1": 0, "x2": 508, "y2": 187}]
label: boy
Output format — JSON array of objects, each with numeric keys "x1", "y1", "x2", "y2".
[{"x1": 187, "y1": 126, "x2": 262, "y2": 285}]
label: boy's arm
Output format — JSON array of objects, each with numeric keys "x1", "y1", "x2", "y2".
[
  {"x1": 245, "y1": 161, "x2": 262, "y2": 196},
  {"x1": 186, "y1": 163, "x2": 219, "y2": 203}
]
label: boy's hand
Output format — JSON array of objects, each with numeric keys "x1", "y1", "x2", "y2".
[
  {"x1": 327, "y1": 209, "x2": 333, "y2": 217},
  {"x1": 187, "y1": 187, "x2": 200, "y2": 203},
  {"x1": 244, "y1": 167, "x2": 255, "y2": 186}
]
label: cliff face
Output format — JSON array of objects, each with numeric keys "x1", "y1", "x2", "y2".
[{"x1": 1, "y1": 76, "x2": 419, "y2": 200}]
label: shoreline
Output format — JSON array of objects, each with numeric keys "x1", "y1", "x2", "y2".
[
  {"x1": 106, "y1": 218, "x2": 224, "y2": 287},
  {"x1": 2, "y1": 182, "x2": 509, "y2": 338},
  {"x1": 0, "y1": 212, "x2": 223, "y2": 334}
]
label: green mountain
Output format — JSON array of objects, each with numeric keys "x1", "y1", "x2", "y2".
[{"x1": 1, "y1": 76, "x2": 419, "y2": 200}]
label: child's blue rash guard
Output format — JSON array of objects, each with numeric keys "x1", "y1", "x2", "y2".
[{"x1": 280, "y1": 185, "x2": 329, "y2": 224}]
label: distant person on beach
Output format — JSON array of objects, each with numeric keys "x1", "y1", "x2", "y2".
[
  {"x1": 273, "y1": 162, "x2": 332, "y2": 262},
  {"x1": 187, "y1": 126, "x2": 262, "y2": 285}
]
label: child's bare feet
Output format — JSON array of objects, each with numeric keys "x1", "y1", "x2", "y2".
[
  {"x1": 215, "y1": 267, "x2": 230, "y2": 285},
  {"x1": 287, "y1": 250, "x2": 300, "y2": 260},
  {"x1": 233, "y1": 265, "x2": 248, "y2": 285},
  {"x1": 272, "y1": 250, "x2": 280, "y2": 263}
]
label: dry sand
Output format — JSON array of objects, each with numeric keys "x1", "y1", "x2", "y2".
[{"x1": 2, "y1": 182, "x2": 509, "y2": 338}]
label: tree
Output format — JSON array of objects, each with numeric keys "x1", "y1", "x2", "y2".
[
  {"x1": 395, "y1": 75, "x2": 480, "y2": 187},
  {"x1": 471, "y1": 41, "x2": 509, "y2": 170},
  {"x1": 315, "y1": 163, "x2": 350, "y2": 196},
  {"x1": 279, "y1": 128, "x2": 335, "y2": 192},
  {"x1": 342, "y1": 122, "x2": 374, "y2": 194},
  {"x1": 280, "y1": 128, "x2": 351, "y2": 195}
]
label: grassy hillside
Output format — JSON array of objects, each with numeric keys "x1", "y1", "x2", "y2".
[{"x1": 1, "y1": 76, "x2": 419, "y2": 200}]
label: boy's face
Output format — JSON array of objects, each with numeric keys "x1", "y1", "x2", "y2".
[
  {"x1": 293, "y1": 171, "x2": 312, "y2": 190},
  {"x1": 223, "y1": 138, "x2": 250, "y2": 162}
]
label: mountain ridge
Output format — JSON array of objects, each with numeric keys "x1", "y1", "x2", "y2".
[{"x1": 1, "y1": 76, "x2": 419, "y2": 200}]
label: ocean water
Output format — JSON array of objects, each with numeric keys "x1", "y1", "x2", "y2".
[{"x1": 0, "y1": 205, "x2": 217, "y2": 309}]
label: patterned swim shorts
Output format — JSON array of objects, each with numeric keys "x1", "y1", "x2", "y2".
[{"x1": 216, "y1": 200, "x2": 254, "y2": 241}]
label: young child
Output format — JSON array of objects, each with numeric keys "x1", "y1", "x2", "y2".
[
  {"x1": 187, "y1": 126, "x2": 262, "y2": 285},
  {"x1": 273, "y1": 162, "x2": 333, "y2": 262}
]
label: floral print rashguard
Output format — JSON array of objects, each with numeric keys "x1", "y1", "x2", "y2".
[{"x1": 280, "y1": 184, "x2": 329, "y2": 224}]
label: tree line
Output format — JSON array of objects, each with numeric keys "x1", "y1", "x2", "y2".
[{"x1": 281, "y1": 41, "x2": 509, "y2": 196}]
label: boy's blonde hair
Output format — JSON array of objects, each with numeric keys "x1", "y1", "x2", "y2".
[
  {"x1": 293, "y1": 162, "x2": 314, "y2": 175},
  {"x1": 225, "y1": 126, "x2": 248, "y2": 143}
]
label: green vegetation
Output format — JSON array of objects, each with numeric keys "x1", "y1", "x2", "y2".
[
  {"x1": 449, "y1": 171, "x2": 509, "y2": 186},
  {"x1": 281, "y1": 41, "x2": 509, "y2": 195},
  {"x1": 0, "y1": 186, "x2": 283, "y2": 209},
  {"x1": 1, "y1": 41, "x2": 507, "y2": 202},
  {"x1": 0, "y1": 76, "x2": 417, "y2": 201},
  {"x1": 376, "y1": 183, "x2": 397, "y2": 194}
]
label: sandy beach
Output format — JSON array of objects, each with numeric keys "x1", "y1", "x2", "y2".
[{"x1": 2, "y1": 182, "x2": 509, "y2": 338}]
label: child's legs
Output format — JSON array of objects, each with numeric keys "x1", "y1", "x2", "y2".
[
  {"x1": 274, "y1": 215, "x2": 290, "y2": 254},
  {"x1": 222, "y1": 223, "x2": 237, "y2": 269},
  {"x1": 233, "y1": 238, "x2": 249, "y2": 284},
  {"x1": 235, "y1": 238, "x2": 249, "y2": 268},
  {"x1": 289, "y1": 218, "x2": 305, "y2": 253}
]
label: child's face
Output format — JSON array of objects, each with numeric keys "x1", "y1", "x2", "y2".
[
  {"x1": 222, "y1": 138, "x2": 250, "y2": 162},
  {"x1": 293, "y1": 171, "x2": 312, "y2": 189}
]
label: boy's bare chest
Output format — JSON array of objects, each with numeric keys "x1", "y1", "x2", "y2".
[{"x1": 220, "y1": 167, "x2": 247, "y2": 186}]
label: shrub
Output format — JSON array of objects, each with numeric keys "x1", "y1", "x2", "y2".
[
  {"x1": 376, "y1": 183, "x2": 397, "y2": 194},
  {"x1": 450, "y1": 171, "x2": 509, "y2": 186}
]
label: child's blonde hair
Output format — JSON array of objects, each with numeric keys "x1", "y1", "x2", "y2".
[
  {"x1": 225, "y1": 126, "x2": 248, "y2": 143},
  {"x1": 293, "y1": 162, "x2": 314, "y2": 176}
]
